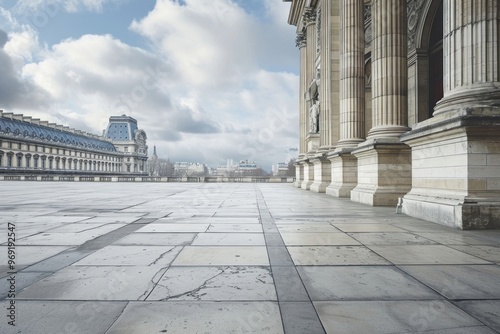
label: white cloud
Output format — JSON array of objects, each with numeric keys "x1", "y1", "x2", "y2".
[
  {"x1": 0, "y1": 0, "x2": 299, "y2": 170},
  {"x1": 131, "y1": 0, "x2": 259, "y2": 89},
  {"x1": 13, "y1": 0, "x2": 117, "y2": 13}
]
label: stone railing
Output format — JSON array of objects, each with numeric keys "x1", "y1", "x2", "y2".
[{"x1": 0, "y1": 174, "x2": 295, "y2": 183}]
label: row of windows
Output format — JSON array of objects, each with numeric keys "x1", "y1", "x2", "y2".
[
  {"x1": 0, "y1": 153, "x2": 123, "y2": 172},
  {"x1": 0, "y1": 140, "x2": 121, "y2": 162}
]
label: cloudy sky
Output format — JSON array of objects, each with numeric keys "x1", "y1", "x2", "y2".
[{"x1": 0, "y1": 0, "x2": 299, "y2": 170}]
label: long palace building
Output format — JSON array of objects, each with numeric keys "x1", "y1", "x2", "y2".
[
  {"x1": 0, "y1": 111, "x2": 148, "y2": 175},
  {"x1": 286, "y1": 0, "x2": 500, "y2": 229}
]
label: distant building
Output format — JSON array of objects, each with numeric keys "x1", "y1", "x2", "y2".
[
  {"x1": 173, "y1": 162, "x2": 208, "y2": 176},
  {"x1": 104, "y1": 115, "x2": 148, "y2": 173},
  {"x1": 0, "y1": 111, "x2": 148, "y2": 174},
  {"x1": 272, "y1": 162, "x2": 289, "y2": 176},
  {"x1": 216, "y1": 159, "x2": 262, "y2": 176},
  {"x1": 216, "y1": 159, "x2": 238, "y2": 176}
]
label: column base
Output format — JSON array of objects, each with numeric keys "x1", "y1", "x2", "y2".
[
  {"x1": 402, "y1": 194, "x2": 500, "y2": 230},
  {"x1": 309, "y1": 154, "x2": 331, "y2": 193},
  {"x1": 293, "y1": 161, "x2": 304, "y2": 188},
  {"x1": 400, "y1": 106, "x2": 500, "y2": 229},
  {"x1": 350, "y1": 140, "x2": 411, "y2": 206},
  {"x1": 326, "y1": 149, "x2": 358, "y2": 197},
  {"x1": 301, "y1": 160, "x2": 314, "y2": 190}
]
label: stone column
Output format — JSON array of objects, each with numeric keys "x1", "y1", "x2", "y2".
[
  {"x1": 401, "y1": 0, "x2": 500, "y2": 229},
  {"x1": 350, "y1": 0, "x2": 411, "y2": 205},
  {"x1": 301, "y1": 6, "x2": 317, "y2": 190},
  {"x1": 327, "y1": 0, "x2": 365, "y2": 197},
  {"x1": 297, "y1": 31, "x2": 307, "y2": 158},
  {"x1": 295, "y1": 31, "x2": 307, "y2": 188},
  {"x1": 434, "y1": 0, "x2": 500, "y2": 114},
  {"x1": 338, "y1": 0, "x2": 365, "y2": 148},
  {"x1": 367, "y1": 0, "x2": 409, "y2": 139}
]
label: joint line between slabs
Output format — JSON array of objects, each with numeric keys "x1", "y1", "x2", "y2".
[{"x1": 254, "y1": 185, "x2": 326, "y2": 334}]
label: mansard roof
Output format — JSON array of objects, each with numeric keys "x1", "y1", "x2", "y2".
[{"x1": 0, "y1": 116, "x2": 117, "y2": 152}]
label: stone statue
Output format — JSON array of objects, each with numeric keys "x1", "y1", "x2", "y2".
[{"x1": 309, "y1": 101, "x2": 320, "y2": 133}]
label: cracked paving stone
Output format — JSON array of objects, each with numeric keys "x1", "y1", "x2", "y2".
[
  {"x1": 147, "y1": 266, "x2": 276, "y2": 301},
  {"x1": 17, "y1": 266, "x2": 168, "y2": 301}
]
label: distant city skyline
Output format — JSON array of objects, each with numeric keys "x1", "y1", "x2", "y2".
[{"x1": 0, "y1": 0, "x2": 299, "y2": 169}]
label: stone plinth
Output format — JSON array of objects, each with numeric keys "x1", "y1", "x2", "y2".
[
  {"x1": 326, "y1": 148, "x2": 358, "y2": 197},
  {"x1": 309, "y1": 154, "x2": 331, "y2": 193},
  {"x1": 401, "y1": 108, "x2": 500, "y2": 229},
  {"x1": 350, "y1": 140, "x2": 411, "y2": 206},
  {"x1": 306, "y1": 133, "x2": 320, "y2": 153},
  {"x1": 294, "y1": 162, "x2": 304, "y2": 188},
  {"x1": 301, "y1": 160, "x2": 315, "y2": 190}
]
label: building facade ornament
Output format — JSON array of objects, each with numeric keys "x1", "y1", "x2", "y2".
[
  {"x1": 407, "y1": 0, "x2": 425, "y2": 50},
  {"x1": 316, "y1": 7, "x2": 321, "y2": 56},
  {"x1": 309, "y1": 101, "x2": 320, "y2": 133},
  {"x1": 295, "y1": 30, "x2": 307, "y2": 49},
  {"x1": 302, "y1": 7, "x2": 317, "y2": 27},
  {"x1": 364, "y1": 4, "x2": 372, "y2": 48}
]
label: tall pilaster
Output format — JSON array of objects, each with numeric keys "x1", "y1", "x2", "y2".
[
  {"x1": 297, "y1": 31, "x2": 307, "y2": 158},
  {"x1": 350, "y1": 0, "x2": 411, "y2": 206},
  {"x1": 301, "y1": 6, "x2": 317, "y2": 190},
  {"x1": 401, "y1": 0, "x2": 500, "y2": 229},
  {"x1": 327, "y1": 0, "x2": 365, "y2": 197},
  {"x1": 310, "y1": 0, "x2": 333, "y2": 193}
]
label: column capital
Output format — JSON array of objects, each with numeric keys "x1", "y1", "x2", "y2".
[
  {"x1": 295, "y1": 31, "x2": 307, "y2": 49},
  {"x1": 302, "y1": 7, "x2": 317, "y2": 27}
]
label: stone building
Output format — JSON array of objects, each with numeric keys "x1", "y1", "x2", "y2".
[
  {"x1": 286, "y1": 0, "x2": 500, "y2": 229},
  {"x1": 0, "y1": 111, "x2": 148, "y2": 175},
  {"x1": 104, "y1": 115, "x2": 148, "y2": 173}
]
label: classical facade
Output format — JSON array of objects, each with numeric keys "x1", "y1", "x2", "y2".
[
  {"x1": 104, "y1": 115, "x2": 148, "y2": 173},
  {"x1": 287, "y1": 0, "x2": 500, "y2": 229},
  {"x1": 0, "y1": 111, "x2": 148, "y2": 175}
]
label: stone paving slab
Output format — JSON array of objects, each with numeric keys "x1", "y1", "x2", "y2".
[
  {"x1": 287, "y1": 245, "x2": 391, "y2": 265},
  {"x1": 105, "y1": 301, "x2": 284, "y2": 334},
  {"x1": 147, "y1": 266, "x2": 275, "y2": 301},
  {"x1": 112, "y1": 232, "x2": 196, "y2": 246},
  {"x1": 314, "y1": 300, "x2": 489, "y2": 334},
  {"x1": 298, "y1": 266, "x2": 442, "y2": 301},
  {"x1": 17, "y1": 266, "x2": 167, "y2": 300},
  {"x1": 398, "y1": 265, "x2": 500, "y2": 299},
  {"x1": 0, "y1": 301, "x2": 127, "y2": 334},
  {"x1": 0, "y1": 183, "x2": 499, "y2": 334}
]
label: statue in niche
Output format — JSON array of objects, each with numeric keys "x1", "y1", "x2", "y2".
[{"x1": 309, "y1": 100, "x2": 320, "y2": 133}]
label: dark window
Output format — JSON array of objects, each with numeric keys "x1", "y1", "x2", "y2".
[{"x1": 428, "y1": 2, "x2": 443, "y2": 117}]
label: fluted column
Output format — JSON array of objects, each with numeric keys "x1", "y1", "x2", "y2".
[
  {"x1": 350, "y1": 0, "x2": 411, "y2": 206},
  {"x1": 297, "y1": 31, "x2": 307, "y2": 157},
  {"x1": 304, "y1": 6, "x2": 318, "y2": 156},
  {"x1": 435, "y1": 0, "x2": 500, "y2": 115},
  {"x1": 337, "y1": 0, "x2": 365, "y2": 148},
  {"x1": 368, "y1": 0, "x2": 409, "y2": 138}
]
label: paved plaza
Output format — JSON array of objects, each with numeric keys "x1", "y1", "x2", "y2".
[{"x1": 0, "y1": 182, "x2": 499, "y2": 334}]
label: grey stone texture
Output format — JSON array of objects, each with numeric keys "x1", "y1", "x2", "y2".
[{"x1": 0, "y1": 183, "x2": 499, "y2": 334}]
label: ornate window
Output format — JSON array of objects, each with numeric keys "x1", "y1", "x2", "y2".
[{"x1": 16, "y1": 153, "x2": 22, "y2": 167}]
